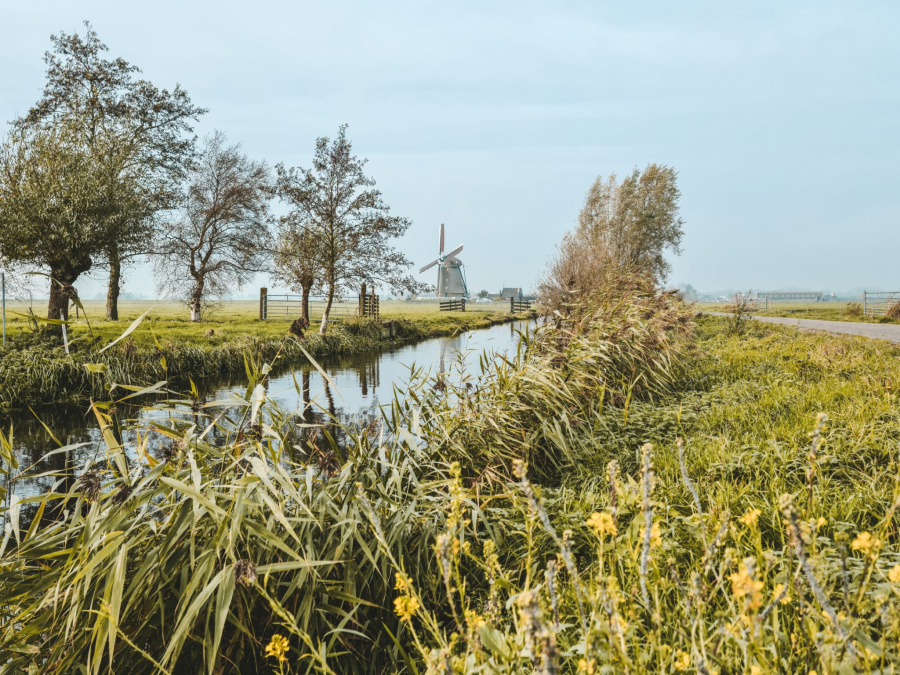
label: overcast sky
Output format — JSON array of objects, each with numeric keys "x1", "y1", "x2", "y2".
[{"x1": 3, "y1": 1, "x2": 898, "y2": 297}]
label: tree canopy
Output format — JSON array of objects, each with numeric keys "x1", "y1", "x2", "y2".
[
  {"x1": 15, "y1": 22, "x2": 205, "y2": 319},
  {"x1": 274, "y1": 125, "x2": 427, "y2": 333},
  {"x1": 154, "y1": 132, "x2": 271, "y2": 321}
]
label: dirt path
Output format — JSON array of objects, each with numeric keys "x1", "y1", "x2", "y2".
[{"x1": 707, "y1": 313, "x2": 900, "y2": 344}]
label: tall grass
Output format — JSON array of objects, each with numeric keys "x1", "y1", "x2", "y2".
[{"x1": 2, "y1": 290, "x2": 899, "y2": 672}]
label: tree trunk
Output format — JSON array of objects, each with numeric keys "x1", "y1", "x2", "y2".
[
  {"x1": 301, "y1": 283, "x2": 311, "y2": 325},
  {"x1": 190, "y1": 280, "x2": 204, "y2": 322},
  {"x1": 319, "y1": 283, "x2": 334, "y2": 335},
  {"x1": 47, "y1": 277, "x2": 70, "y2": 324},
  {"x1": 106, "y1": 246, "x2": 121, "y2": 321}
]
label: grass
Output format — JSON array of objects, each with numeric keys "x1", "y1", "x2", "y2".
[
  {"x1": 1, "y1": 299, "x2": 519, "y2": 349},
  {"x1": 697, "y1": 300, "x2": 898, "y2": 324},
  {"x1": 2, "y1": 291, "x2": 900, "y2": 672},
  {"x1": 0, "y1": 299, "x2": 531, "y2": 412}
]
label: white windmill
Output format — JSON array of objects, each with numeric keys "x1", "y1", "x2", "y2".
[{"x1": 419, "y1": 223, "x2": 468, "y2": 298}]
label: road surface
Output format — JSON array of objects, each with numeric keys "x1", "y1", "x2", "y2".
[{"x1": 707, "y1": 313, "x2": 900, "y2": 344}]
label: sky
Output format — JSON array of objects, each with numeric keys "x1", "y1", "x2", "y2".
[{"x1": 2, "y1": 1, "x2": 899, "y2": 298}]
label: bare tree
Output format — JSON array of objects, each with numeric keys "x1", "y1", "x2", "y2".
[
  {"x1": 274, "y1": 125, "x2": 427, "y2": 334},
  {"x1": 155, "y1": 132, "x2": 271, "y2": 321}
]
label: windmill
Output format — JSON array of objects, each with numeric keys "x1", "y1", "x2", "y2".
[{"x1": 419, "y1": 223, "x2": 468, "y2": 298}]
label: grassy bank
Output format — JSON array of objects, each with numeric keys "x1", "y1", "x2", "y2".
[
  {"x1": 0, "y1": 301, "x2": 531, "y2": 412},
  {"x1": 3, "y1": 294, "x2": 900, "y2": 672}
]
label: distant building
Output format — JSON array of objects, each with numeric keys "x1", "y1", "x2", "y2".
[{"x1": 499, "y1": 287, "x2": 523, "y2": 300}]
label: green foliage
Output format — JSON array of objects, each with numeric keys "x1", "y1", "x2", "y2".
[{"x1": 3, "y1": 294, "x2": 900, "y2": 672}]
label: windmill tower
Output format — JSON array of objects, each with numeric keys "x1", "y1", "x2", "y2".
[{"x1": 419, "y1": 223, "x2": 468, "y2": 298}]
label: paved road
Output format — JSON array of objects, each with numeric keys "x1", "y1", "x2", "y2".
[{"x1": 707, "y1": 313, "x2": 900, "y2": 344}]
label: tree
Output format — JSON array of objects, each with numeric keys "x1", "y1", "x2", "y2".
[
  {"x1": 577, "y1": 165, "x2": 684, "y2": 283},
  {"x1": 274, "y1": 125, "x2": 427, "y2": 334},
  {"x1": 539, "y1": 164, "x2": 684, "y2": 312},
  {"x1": 0, "y1": 122, "x2": 142, "y2": 323},
  {"x1": 16, "y1": 22, "x2": 205, "y2": 319},
  {"x1": 154, "y1": 132, "x2": 271, "y2": 321},
  {"x1": 478, "y1": 289, "x2": 489, "y2": 299},
  {"x1": 274, "y1": 220, "x2": 323, "y2": 327}
]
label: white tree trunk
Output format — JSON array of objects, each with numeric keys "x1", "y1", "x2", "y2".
[{"x1": 319, "y1": 284, "x2": 334, "y2": 334}]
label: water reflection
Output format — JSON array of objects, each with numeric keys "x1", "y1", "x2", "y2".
[{"x1": 3, "y1": 321, "x2": 530, "y2": 512}]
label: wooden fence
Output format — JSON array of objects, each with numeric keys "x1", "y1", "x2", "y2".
[
  {"x1": 510, "y1": 298, "x2": 532, "y2": 313},
  {"x1": 439, "y1": 298, "x2": 466, "y2": 312},
  {"x1": 863, "y1": 291, "x2": 900, "y2": 318},
  {"x1": 259, "y1": 287, "x2": 379, "y2": 321}
]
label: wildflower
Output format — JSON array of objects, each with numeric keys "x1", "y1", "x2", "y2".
[
  {"x1": 739, "y1": 508, "x2": 761, "y2": 527},
  {"x1": 772, "y1": 583, "x2": 791, "y2": 605},
  {"x1": 816, "y1": 516, "x2": 827, "y2": 528},
  {"x1": 394, "y1": 595, "x2": 420, "y2": 622},
  {"x1": 750, "y1": 667, "x2": 761, "y2": 675},
  {"x1": 586, "y1": 511, "x2": 617, "y2": 538},
  {"x1": 729, "y1": 561, "x2": 764, "y2": 610},
  {"x1": 577, "y1": 658, "x2": 595, "y2": 674},
  {"x1": 639, "y1": 521, "x2": 662, "y2": 548},
  {"x1": 264, "y1": 634, "x2": 289, "y2": 663},
  {"x1": 673, "y1": 650, "x2": 690, "y2": 670},
  {"x1": 394, "y1": 572, "x2": 410, "y2": 593},
  {"x1": 889, "y1": 564, "x2": 900, "y2": 584},
  {"x1": 851, "y1": 531, "x2": 881, "y2": 556}
]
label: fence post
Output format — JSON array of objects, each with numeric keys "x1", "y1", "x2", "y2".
[
  {"x1": 259, "y1": 287, "x2": 267, "y2": 320},
  {"x1": 863, "y1": 291, "x2": 867, "y2": 318},
  {"x1": 461, "y1": 298, "x2": 466, "y2": 312},
  {"x1": 360, "y1": 283, "x2": 367, "y2": 317}
]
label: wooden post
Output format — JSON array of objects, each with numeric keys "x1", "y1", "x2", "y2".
[
  {"x1": 360, "y1": 283, "x2": 367, "y2": 317},
  {"x1": 259, "y1": 287, "x2": 267, "y2": 320},
  {"x1": 510, "y1": 297, "x2": 514, "y2": 313}
]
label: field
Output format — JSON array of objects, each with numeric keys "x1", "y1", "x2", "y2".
[
  {"x1": 3, "y1": 288, "x2": 900, "y2": 672},
  {"x1": 1, "y1": 298, "x2": 518, "y2": 349},
  {"x1": 696, "y1": 300, "x2": 898, "y2": 323}
]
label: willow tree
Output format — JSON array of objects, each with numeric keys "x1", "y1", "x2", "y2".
[
  {"x1": 154, "y1": 132, "x2": 271, "y2": 322},
  {"x1": 540, "y1": 164, "x2": 684, "y2": 311},
  {"x1": 16, "y1": 22, "x2": 205, "y2": 319},
  {"x1": 0, "y1": 123, "x2": 141, "y2": 323},
  {"x1": 274, "y1": 125, "x2": 426, "y2": 334}
]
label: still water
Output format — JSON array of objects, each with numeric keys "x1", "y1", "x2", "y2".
[{"x1": 3, "y1": 321, "x2": 530, "y2": 508}]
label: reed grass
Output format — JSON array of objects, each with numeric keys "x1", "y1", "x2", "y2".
[{"x1": 2, "y1": 292, "x2": 900, "y2": 672}]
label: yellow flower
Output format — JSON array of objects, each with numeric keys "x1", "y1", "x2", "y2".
[
  {"x1": 729, "y1": 563, "x2": 764, "y2": 609},
  {"x1": 586, "y1": 511, "x2": 617, "y2": 538},
  {"x1": 673, "y1": 650, "x2": 690, "y2": 670},
  {"x1": 852, "y1": 531, "x2": 881, "y2": 556},
  {"x1": 772, "y1": 583, "x2": 791, "y2": 605},
  {"x1": 816, "y1": 516, "x2": 827, "y2": 528},
  {"x1": 394, "y1": 572, "x2": 410, "y2": 593},
  {"x1": 739, "y1": 508, "x2": 761, "y2": 527},
  {"x1": 750, "y1": 666, "x2": 762, "y2": 675},
  {"x1": 394, "y1": 594, "x2": 420, "y2": 622},
  {"x1": 889, "y1": 564, "x2": 900, "y2": 584},
  {"x1": 577, "y1": 658, "x2": 595, "y2": 674},
  {"x1": 639, "y1": 521, "x2": 662, "y2": 548},
  {"x1": 264, "y1": 634, "x2": 290, "y2": 663}
]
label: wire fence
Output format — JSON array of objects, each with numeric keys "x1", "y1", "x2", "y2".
[
  {"x1": 863, "y1": 292, "x2": 900, "y2": 318},
  {"x1": 261, "y1": 294, "x2": 360, "y2": 321}
]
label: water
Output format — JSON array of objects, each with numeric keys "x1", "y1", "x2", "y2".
[{"x1": 3, "y1": 321, "x2": 530, "y2": 509}]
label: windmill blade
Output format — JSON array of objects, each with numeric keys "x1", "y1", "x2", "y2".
[
  {"x1": 439, "y1": 223, "x2": 445, "y2": 255},
  {"x1": 444, "y1": 244, "x2": 463, "y2": 260},
  {"x1": 420, "y1": 259, "x2": 440, "y2": 273}
]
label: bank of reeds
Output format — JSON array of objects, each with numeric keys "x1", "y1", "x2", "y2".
[{"x1": 2, "y1": 290, "x2": 900, "y2": 672}]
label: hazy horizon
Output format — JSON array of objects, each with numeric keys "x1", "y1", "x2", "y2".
[{"x1": 3, "y1": 1, "x2": 898, "y2": 300}]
